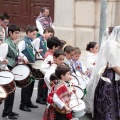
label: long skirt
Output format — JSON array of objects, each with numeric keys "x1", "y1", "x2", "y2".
[{"x1": 94, "y1": 68, "x2": 120, "y2": 120}]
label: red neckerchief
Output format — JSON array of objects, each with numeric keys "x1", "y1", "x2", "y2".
[{"x1": 44, "y1": 50, "x2": 53, "y2": 58}]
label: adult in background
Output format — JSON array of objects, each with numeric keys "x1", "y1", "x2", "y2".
[
  {"x1": 83, "y1": 27, "x2": 114, "y2": 115},
  {"x1": 36, "y1": 7, "x2": 53, "y2": 35},
  {"x1": 0, "y1": 13, "x2": 9, "y2": 69},
  {"x1": 93, "y1": 26, "x2": 120, "y2": 120},
  {"x1": 0, "y1": 13, "x2": 9, "y2": 42}
]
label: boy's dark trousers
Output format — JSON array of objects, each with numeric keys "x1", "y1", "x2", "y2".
[
  {"x1": 36, "y1": 78, "x2": 48, "y2": 104},
  {"x1": 20, "y1": 81, "x2": 35, "y2": 105},
  {"x1": 2, "y1": 91, "x2": 15, "y2": 117}
]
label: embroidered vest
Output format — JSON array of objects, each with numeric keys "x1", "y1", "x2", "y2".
[
  {"x1": 5, "y1": 37, "x2": 18, "y2": 67},
  {"x1": 22, "y1": 36, "x2": 35, "y2": 63},
  {"x1": 39, "y1": 35, "x2": 47, "y2": 57}
]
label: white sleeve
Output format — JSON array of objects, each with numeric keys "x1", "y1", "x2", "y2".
[
  {"x1": 18, "y1": 40, "x2": 27, "y2": 60},
  {"x1": 80, "y1": 61, "x2": 87, "y2": 73},
  {"x1": 44, "y1": 66, "x2": 56, "y2": 90},
  {"x1": 0, "y1": 57, "x2": 3, "y2": 62},
  {"x1": 44, "y1": 71, "x2": 52, "y2": 90},
  {"x1": 87, "y1": 54, "x2": 95, "y2": 71},
  {"x1": 53, "y1": 93, "x2": 65, "y2": 109},
  {"x1": 36, "y1": 20, "x2": 44, "y2": 35},
  {"x1": 0, "y1": 43, "x2": 8, "y2": 59},
  {"x1": 32, "y1": 38, "x2": 40, "y2": 50},
  {"x1": 40, "y1": 55, "x2": 53, "y2": 74}
]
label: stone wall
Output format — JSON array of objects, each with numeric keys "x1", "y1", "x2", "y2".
[{"x1": 54, "y1": 0, "x2": 120, "y2": 49}]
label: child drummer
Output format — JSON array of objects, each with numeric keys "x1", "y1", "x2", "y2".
[
  {"x1": 71, "y1": 47, "x2": 90, "y2": 77},
  {"x1": 53, "y1": 64, "x2": 73, "y2": 120}
]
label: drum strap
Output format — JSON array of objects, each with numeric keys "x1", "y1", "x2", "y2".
[
  {"x1": 29, "y1": 74, "x2": 35, "y2": 82},
  {"x1": 84, "y1": 88, "x2": 87, "y2": 95}
]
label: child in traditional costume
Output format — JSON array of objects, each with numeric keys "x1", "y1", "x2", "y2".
[
  {"x1": 71, "y1": 47, "x2": 90, "y2": 77},
  {"x1": 86, "y1": 42, "x2": 99, "y2": 74},
  {"x1": 64, "y1": 45, "x2": 75, "y2": 73}
]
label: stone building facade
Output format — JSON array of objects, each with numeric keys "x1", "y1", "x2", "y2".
[{"x1": 54, "y1": 0, "x2": 120, "y2": 49}]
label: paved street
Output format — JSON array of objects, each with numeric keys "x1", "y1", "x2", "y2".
[
  {"x1": 0, "y1": 81, "x2": 93, "y2": 120},
  {"x1": 0, "y1": 49, "x2": 93, "y2": 120}
]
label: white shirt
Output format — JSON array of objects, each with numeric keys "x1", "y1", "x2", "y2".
[
  {"x1": 44, "y1": 63, "x2": 57, "y2": 94},
  {"x1": 81, "y1": 61, "x2": 87, "y2": 73},
  {"x1": 36, "y1": 19, "x2": 44, "y2": 35},
  {"x1": 0, "y1": 43, "x2": 8, "y2": 70},
  {"x1": 32, "y1": 37, "x2": 40, "y2": 51},
  {"x1": 40, "y1": 55, "x2": 53, "y2": 74},
  {"x1": 18, "y1": 40, "x2": 35, "y2": 60},
  {"x1": 2, "y1": 28, "x2": 5, "y2": 42},
  {"x1": 32, "y1": 37, "x2": 47, "y2": 50},
  {"x1": 53, "y1": 93, "x2": 65, "y2": 109},
  {"x1": 86, "y1": 52, "x2": 97, "y2": 73}
]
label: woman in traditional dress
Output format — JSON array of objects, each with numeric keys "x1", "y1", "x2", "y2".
[
  {"x1": 83, "y1": 27, "x2": 114, "y2": 114},
  {"x1": 93, "y1": 26, "x2": 120, "y2": 120}
]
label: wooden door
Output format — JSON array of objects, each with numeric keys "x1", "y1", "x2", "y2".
[
  {"x1": 0, "y1": 0, "x2": 22, "y2": 26},
  {"x1": 31, "y1": 0, "x2": 54, "y2": 24},
  {"x1": 0, "y1": 0, "x2": 54, "y2": 30}
]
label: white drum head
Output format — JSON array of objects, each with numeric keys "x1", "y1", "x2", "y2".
[
  {"x1": 69, "y1": 99, "x2": 86, "y2": 117},
  {"x1": 0, "y1": 86, "x2": 7, "y2": 98},
  {"x1": 0, "y1": 71, "x2": 14, "y2": 84},
  {"x1": 68, "y1": 86, "x2": 84, "y2": 99},
  {"x1": 70, "y1": 99, "x2": 86, "y2": 111},
  {"x1": 70, "y1": 75, "x2": 79, "y2": 86},
  {"x1": 11, "y1": 65, "x2": 30, "y2": 81},
  {"x1": 77, "y1": 77, "x2": 86, "y2": 90},
  {"x1": 32, "y1": 60, "x2": 43, "y2": 69},
  {"x1": 74, "y1": 71, "x2": 90, "y2": 85},
  {"x1": 82, "y1": 75, "x2": 90, "y2": 85}
]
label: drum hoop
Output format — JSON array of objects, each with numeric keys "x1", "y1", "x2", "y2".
[
  {"x1": 68, "y1": 85, "x2": 84, "y2": 99},
  {"x1": 71, "y1": 74, "x2": 80, "y2": 85},
  {"x1": 11, "y1": 64, "x2": 30, "y2": 80},
  {"x1": 0, "y1": 85, "x2": 8, "y2": 98},
  {"x1": 0, "y1": 70, "x2": 15, "y2": 82},
  {"x1": 70, "y1": 99, "x2": 85, "y2": 110}
]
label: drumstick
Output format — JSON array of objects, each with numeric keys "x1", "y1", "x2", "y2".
[
  {"x1": 14, "y1": 74, "x2": 23, "y2": 76},
  {"x1": 80, "y1": 72, "x2": 87, "y2": 84},
  {"x1": 0, "y1": 76, "x2": 10, "y2": 78},
  {"x1": 70, "y1": 103, "x2": 82, "y2": 109}
]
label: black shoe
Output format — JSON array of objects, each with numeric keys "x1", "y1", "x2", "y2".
[
  {"x1": 11, "y1": 112, "x2": 19, "y2": 117},
  {"x1": 27, "y1": 103, "x2": 38, "y2": 108},
  {"x1": 3, "y1": 115, "x2": 17, "y2": 119},
  {"x1": 36, "y1": 99, "x2": 47, "y2": 105},
  {"x1": 19, "y1": 104, "x2": 31, "y2": 112}
]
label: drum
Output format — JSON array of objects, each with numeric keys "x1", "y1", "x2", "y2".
[
  {"x1": 11, "y1": 64, "x2": 31, "y2": 88},
  {"x1": 77, "y1": 77, "x2": 86, "y2": 90},
  {"x1": 72, "y1": 72, "x2": 87, "y2": 90},
  {"x1": 68, "y1": 85, "x2": 84, "y2": 99},
  {"x1": 69, "y1": 99, "x2": 86, "y2": 118},
  {"x1": 75, "y1": 71, "x2": 90, "y2": 85},
  {"x1": 70, "y1": 74, "x2": 79, "y2": 86},
  {"x1": 0, "y1": 86, "x2": 7, "y2": 104},
  {"x1": 31, "y1": 59, "x2": 44, "y2": 79},
  {"x1": 0, "y1": 71, "x2": 15, "y2": 94},
  {"x1": 31, "y1": 59, "x2": 43, "y2": 69}
]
